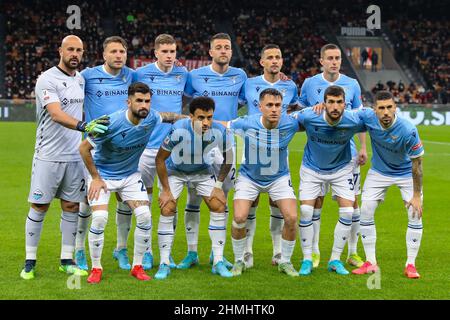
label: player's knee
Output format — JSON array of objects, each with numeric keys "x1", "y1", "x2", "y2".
[
  {"x1": 300, "y1": 204, "x2": 314, "y2": 222},
  {"x1": 91, "y1": 210, "x2": 108, "y2": 231},
  {"x1": 61, "y1": 201, "x2": 79, "y2": 213},
  {"x1": 31, "y1": 203, "x2": 50, "y2": 213},
  {"x1": 283, "y1": 212, "x2": 297, "y2": 228},
  {"x1": 360, "y1": 200, "x2": 378, "y2": 222},
  {"x1": 233, "y1": 213, "x2": 248, "y2": 225},
  {"x1": 135, "y1": 206, "x2": 152, "y2": 229}
]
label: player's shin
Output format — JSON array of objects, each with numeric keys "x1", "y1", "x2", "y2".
[
  {"x1": 269, "y1": 206, "x2": 284, "y2": 256},
  {"x1": 312, "y1": 208, "x2": 321, "y2": 254},
  {"x1": 25, "y1": 207, "x2": 47, "y2": 260},
  {"x1": 231, "y1": 220, "x2": 247, "y2": 263},
  {"x1": 406, "y1": 205, "x2": 423, "y2": 266},
  {"x1": 348, "y1": 207, "x2": 361, "y2": 255},
  {"x1": 158, "y1": 215, "x2": 175, "y2": 265},
  {"x1": 330, "y1": 207, "x2": 353, "y2": 261},
  {"x1": 360, "y1": 201, "x2": 378, "y2": 264},
  {"x1": 60, "y1": 211, "x2": 78, "y2": 260},
  {"x1": 88, "y1": 210, "x2": 108, "y2": 269},
  {"x1": 185, "y1": 189, "x2": 202, "y2": 252},
  {"x1": 75, "y1": 202, "x2": 91, "y2": 250},
  {"x1": 299, "y1": 205, "x2": 314, "y2": 261},
  {"x1": 133, "y1": 206, "x2": 152, "y2": 267},
  {"x1": 209, "y1": 212, "x2": 227, "y2": 264},
  {"x1": 245, "y1": 206, "x2": 257, "y2": 254},
  {"x1": 116, "y1": 201, "x2": 132, "y2": 250},
  {"x1": 280, "y1": 211, "x2": 297, "y2": 264}
]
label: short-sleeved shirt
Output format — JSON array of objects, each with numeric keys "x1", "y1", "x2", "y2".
[
  {"x1": 161, "y1": 118, "x2": 232, "y2": 174},
  {"x1": 185, "y1": 65, "x2": 247, "y2": 121},
  {"x1": 292, "y1": 107, "x2": 366, "y2": 173},
  {"x1": 88, "y1": 109, "x2": 161, "y2": 179},
  {"x1": 242, "y1": 75, "x2": 299, "y2": 115},
  {"x1": 34, "y1": 66, "x2": 85, "y2": 162},
  {"x1": 133, "y1": 63, "x2": 188, "y2": 149},
  {"x1": 81, "y1": 65, "x2": 134, "y2": 123},
  {"x1": 357, "y1": 108, "x2": 424, "y2": 177},
  {"x1": 299, "y1": 73, "x2": 363, "y2": 157},
  {"x1": 229, "y1": 114, "x2": 300, "y2": 186}
]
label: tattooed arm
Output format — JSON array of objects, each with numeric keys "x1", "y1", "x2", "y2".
[
  {"x1": 159, "y1": 112, "x2": 188, "y2": 123},
  {"x1": 408, "y1": 157, "x2": 423, "y2": 218}
]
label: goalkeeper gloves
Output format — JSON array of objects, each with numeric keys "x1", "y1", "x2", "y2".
[{"x1": 76, "y1": 115, "x2": 110, "y2": 134}]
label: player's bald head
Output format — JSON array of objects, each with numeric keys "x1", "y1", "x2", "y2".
[{"x1": 61, "y1": 35, "x2": 83, "y2": 48}]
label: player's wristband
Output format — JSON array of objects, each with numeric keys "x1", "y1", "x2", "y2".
[
  {"x1": 76, "y1": 121, "x2": 87, "y2": 132},
  {"x1": 214, "y1": 181, "x2": 223, "y2": 189}
]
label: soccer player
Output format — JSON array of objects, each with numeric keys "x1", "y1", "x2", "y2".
[
  {"x1": 241, "y1": 44, "x2": 300, "y2": 268},
  {"x1": 154, "y1": 97, "x2": 234, "y2": 279},
  {"x1": 352, "y1": 91, "x2": 424, "y2": 278},
  {"x1": 79, "y1": 82, "x2": 184, "y2": 283},
  {"x1": 134, "y1": 34, "x2": 188, "y2": 270},
  {"x1": 218, "y1": 88, "x2": 301, "y2": 277},
  {"x1": 75, "y1": 36, "x2": 135, "y2": 271},
  {"x1": 298, "y1": 43, "x2": 367, "y2": 269},
  {"x1": 179, "y1": 33, "x2": 247, "y2": 270},
  {"x1": 296, "y1": 85, "x2": 366, "y2": 276},
  {"x1": 20, "y1": 35, "x2": 108, "y2": 280}
]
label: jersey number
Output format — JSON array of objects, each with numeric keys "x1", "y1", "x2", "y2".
[
  {"x1": 347, "y1": 174, "x2": 359, "y2": 191},
  {"x1": 80, "y1": 179, "x2": 86, "y2": 192},
  {"x1": 230, "y1": 168, "x2": 236, "y2": 180}
]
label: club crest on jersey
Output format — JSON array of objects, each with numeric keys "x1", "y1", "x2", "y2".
[
  {"x1": 390, "y1": 134, "x2": 398, "y2": 141},
  {"x1": 175, "y1": 75, "x2": 182, "y2": 82},
  {"x1": 230, "y1": 76, "x2": 237, "y2": 84},
  {"x1": 79, "y1": 80, "x2": 84, "y2": 88},
  {"x1": 33, "y1": 189, "x2": 43, "y2": 200},
  {"x1": 280, "y1": 88, "x2": 287, "y2": 96},
  {"x1": 122, "y1": 76, "x2": 127, "y2": 83}
]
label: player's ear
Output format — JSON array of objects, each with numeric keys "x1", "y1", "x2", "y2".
[
  {"x1": 58, "y1": 46, "x2": 63, "y2": 58},
  {"x1": 259, "y1": 59, "x2": 264, "y2": 68},
  {"x1": 209, "y1": 48, "x2": 213, "y2": 58}
]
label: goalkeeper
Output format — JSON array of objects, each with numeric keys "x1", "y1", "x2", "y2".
[{"x1": 20, "y1": 35, "x2": 110, "y2": 280}]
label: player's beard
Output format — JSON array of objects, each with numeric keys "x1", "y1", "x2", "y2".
[
  {"x1": 326, "y1": 109, "x2": 342, "y2": 121},
  {"x1": 214, "y1": 56, "x2": 230, "y2": 67},
  {"x1": 133, "y1": 108, "x2": 149, "y2": 119},
  {"x1": 63, "y1": 57, "x2": 80, "y2": 70}
]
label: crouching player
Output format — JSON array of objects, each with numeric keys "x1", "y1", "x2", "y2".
[
  {"x1": 154, "y1": 97, "x2": 234, "y2": 279},
  {"x1": 79, "y1": 82, "x2": 184, "y2": 283},
  {"x1": 352, "y1": 91, "x2": 425, "y2": 278},
  {"x1": 218, "y1": 88, "x2": 301, "y2": 277}
]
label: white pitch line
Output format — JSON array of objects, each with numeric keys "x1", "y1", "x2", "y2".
[{"x1": 422, "y1": 140, "x2": 450, "y2": 146}]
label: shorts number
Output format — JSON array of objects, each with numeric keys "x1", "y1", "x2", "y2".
[
  {"x1": 210, "y1": 175, "x2": 217, "y2": 182},
  {"x1": 80, "y1": 179, "x2": 86, "y2": 192},
  {"x1": 230, "y1": 168, "x2": 236, "y2": 180},
  {"x1": 288, "y1": 179, "x2": 293, "y2": 188},
  {"x1": 138, "y1": 180, "x2": 146, "y2": 192},
  {"x1": 348, "y1": 174, "x2": 359, "y2": 191}
]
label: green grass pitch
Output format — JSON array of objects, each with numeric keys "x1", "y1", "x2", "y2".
[{"x1": 0, "y1": 122, "x2": 449, "y2": 300}]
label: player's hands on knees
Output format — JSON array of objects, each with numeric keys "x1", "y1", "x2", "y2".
[
  {"x1": 209, "y1": 187, "x2": 226, "y2": 206},
  {"x1": 88, "y1": 178, "x2": 108, "y2": 201},
  {"x1": 407, "y1": 195, "x2": 423, "y2": 219},
  {"x1": 358, "y1": 148, "x2": 368, "y2": 165},
  {"x1": 159, "y1": 189, "x2": 175, "y2": 210},
  {"x1": 312, "y1": 103, "x2": 325, "y2": 114}
]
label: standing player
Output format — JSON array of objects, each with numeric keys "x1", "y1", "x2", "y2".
[
  {"x1": 352, "y1": 91, "x2": 424, "y2": 278},
  {"x1": 154, "y1": 97, "x2": 234, "y2": 279},
  {"x1": 178, "y1": 33, "x2": 247, "y2": 270},
  {"x1": 241, "y1": 44, "x2": 300, "y2": 268},
  {"x1": 134, "y1": 34, "x2": 188, "y2": 270},
  {"x1": 20, "y1": 35, "x2": 108, "y2": 280},
  {"x1": 75, "y1": 36, "x2": 135, "y2": 271},
  {"x1": 299, "y1": 43, "x2": 367, "y2": 269},
  {"x1": 220, "y1": 89, "x2": 302, "y2": 277},
  {"x1": 296, "y1": 85, "x2": 366, "y2": 276},
  {"x1": 79, "y1": 82, "x2": 184, "y2": 283}
]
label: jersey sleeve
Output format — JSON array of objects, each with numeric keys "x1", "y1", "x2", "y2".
[
  {"x1": 406, "y1": 127, "x2": 424, "y2": 159},
  {"x1": 150, "y1": 109, "x2": 163, "y2": 126},
  {"x1": 238, "y1": 72, "x2": 248, "y2": 105},
  {"x1": 160, "y1": 127, "x2": 178, "y2": 152},
  {"x1": 131, "y1": 69, "x2": 139, "y2": 83},
  {"x1": 298, "y1": 79, "x2": 310, "y2": 108},
  {"x1": 184, "y1": 72, "x2": 195, "y2": 97},
  {"x1": 228, "y1": 116, "x2": 248, "y2": 133},
  {"x1": 289, "y1": 84, "x2": 300, "y2": 106},
  {"x1": 35, "y1": 74, "x2": 60, "y2": 108},
  {"x1": 351, "y1": 80, "x2": 363, "y2": 109},
  {"x1": 289, "y1": 108, "x2": 308, "y2": 128}
]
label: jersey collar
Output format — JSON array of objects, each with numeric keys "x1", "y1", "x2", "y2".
[
  {"x1": 102, "y1": 64, "x2": 121, "y2": 78},
  {"x1": 321, "y1": 72, "x2": 341, "y2": 85},
  {"x1": 154, "y1": 62, "x2": 173, "y2": 74},
  {"x1": 259, "y1": 115, "x2": 280, "y2": 129},
  {"x1": 56, "y1": 66, "x2": 75, "y2": 77},
  {"x1": 209, "y1": 64, "x2": 229, "y2": 77},
  {"x1": 378, "y1": 114, "x2": 397, "y2": 131},
  {"x1": 261, "y1": 74, "x2": 280, "y2": 86}
]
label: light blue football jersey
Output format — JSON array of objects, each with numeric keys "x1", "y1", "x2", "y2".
[
  {"x1": 133, "y1": 63, "x2": 188, "y2": 149},
  {"x1": 292, "y1": 107, "x2": 365, "y2": 173},
  {"x1": 88, "y1": 109, "x2": 161, "y2": 179},
  {"x1": 357, "y1": 108, "x2": 424, "y2": 177},
  {"x1": 243, "y1": 75, "x2": 299, "y2": 115},
  {"x1": 185, "y1": 65, "x2": 247, "y2": 121},
  {"x1": 161, "y1": 118, "x2": 232, "y2": 174},
  {"x1": 81, "y1": 65, "x2": 134, "y2": 123},
  {"x1": 299, "y1": 72, "x2": 363, "y2": 157},
  {"x1": 229, "y1": 114, "x2": 300, "y2": 186}
]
